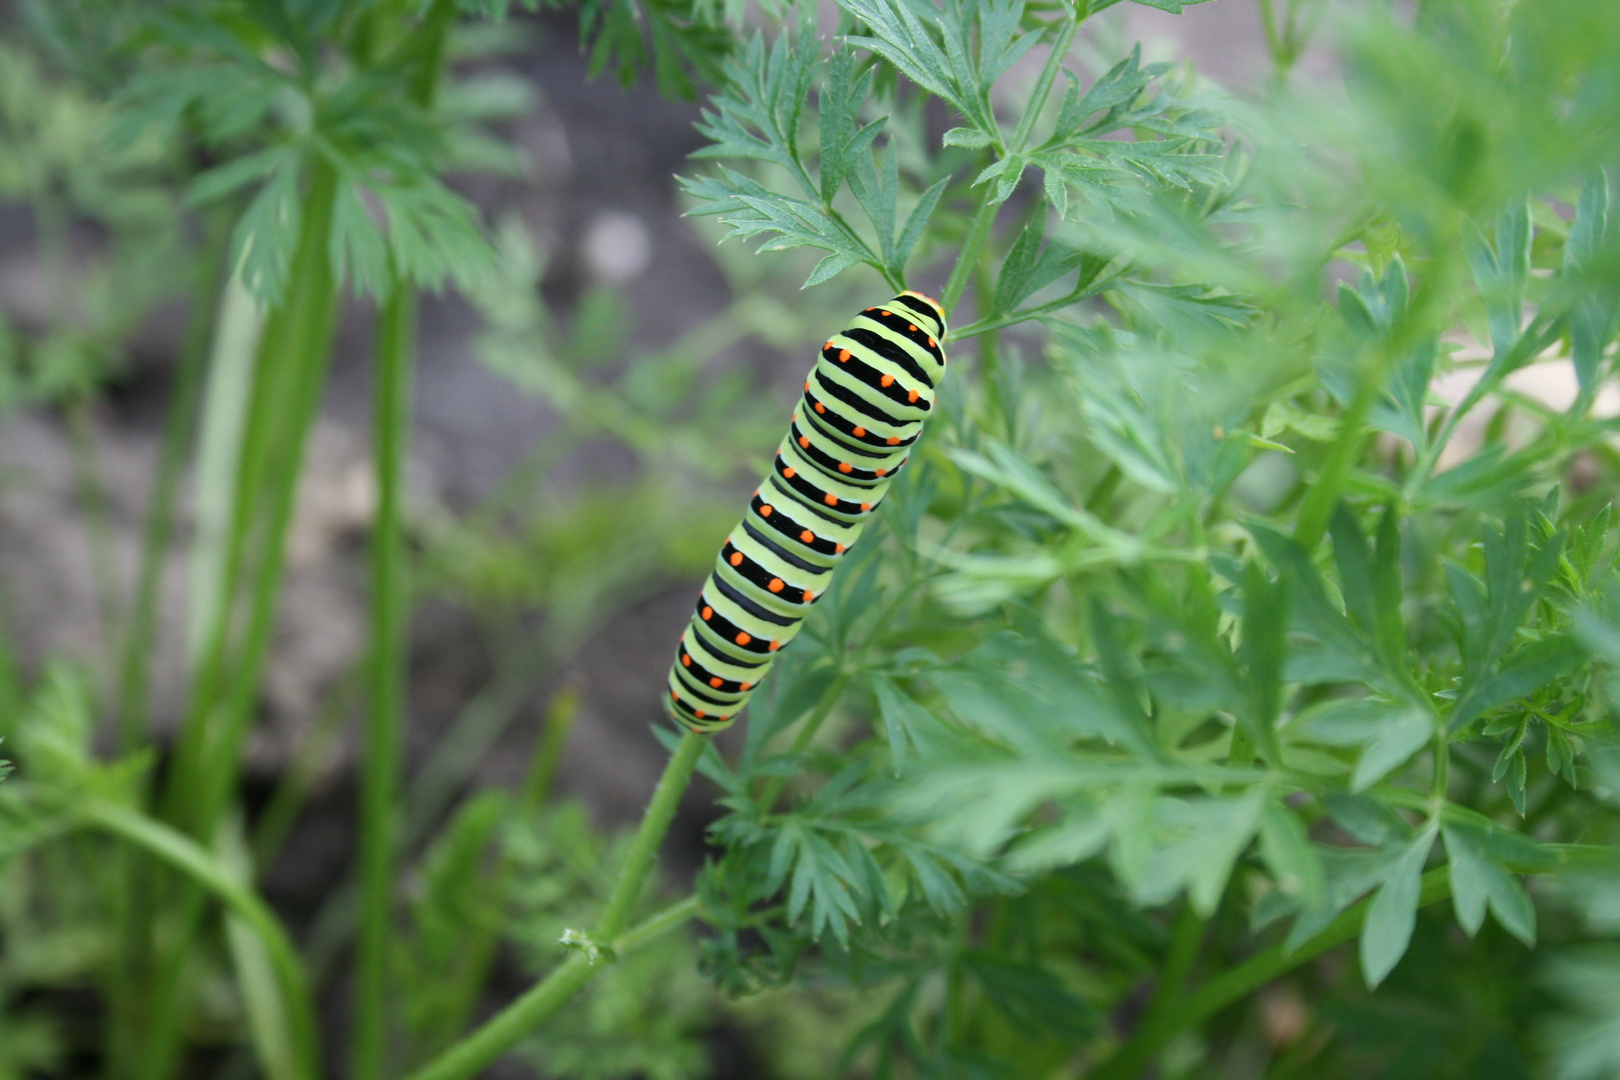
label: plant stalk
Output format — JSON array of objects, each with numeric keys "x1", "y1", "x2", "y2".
[
  {"x1": 1291, "y1": 373, "x2": 1379, "y2": 552},
  {"x1": 166, "y1": 160, "x2": 342, "y2": 836},
  {"x1": 1092, "y1": 868, "x2": 1452, "y2": 1080},
  {"x1": 1010, "y1": 14, "x2": 1079, "y2": 153},
  {"x1": 353, "y1": 281, "x2": 416, "y2": 1080},
  {"x1": 85, "y1": 801, "x2": 320, "y2": 1080},
  {"x1": 192, "y1": 163, "x2": 343, "y2": 833},
  {"x1": 141, "y1": 159, "x2": 342, "y2": 1080},
  {"x1": 400, "y1": 685, "x2": 587, "y2": 1066},
  {"x1": 523, "y1": 682, "x2": 582, "y2": 808},
  {"x1": 403, "y1": 898, "x2": 699, "y2": 1080},
  {"x1": 756, "y1": 672, "x2": 851, "y2": 815},
  {"x1": 948, "y1": 266, "x2": 1128, "y2": 340},
  {"x1": 403, "y1": 734, "x2": 708, "y2": 1080},
  {"x1": 942, "y1": 192, "x2": 1001, "y2": 316},
  {"x1": 597, "y1": 731, "x2": 708, "y2": 938}
]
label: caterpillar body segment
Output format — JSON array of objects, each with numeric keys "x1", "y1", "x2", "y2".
[{"x1": 666, "y1": 292, "x2": 947, "y2": 732}]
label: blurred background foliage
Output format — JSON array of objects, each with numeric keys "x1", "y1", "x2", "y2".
[{"x1": 0, "y1": 0, "x2": 1618, "y2": 1079}]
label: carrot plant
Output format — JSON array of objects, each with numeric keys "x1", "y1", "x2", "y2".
[{"x1": 3, "y1": 0, "x2": 1620, "y2": 1079}]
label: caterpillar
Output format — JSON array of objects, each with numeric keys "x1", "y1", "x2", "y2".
[{"x1": 665, "y1": 291, "x2": 949, "y2": 733}]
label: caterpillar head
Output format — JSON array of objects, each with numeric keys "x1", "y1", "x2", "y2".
[{"x1": 893, "y1": 290, "x2": 948, "y2": 341}]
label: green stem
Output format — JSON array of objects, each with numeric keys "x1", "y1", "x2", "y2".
[
  {"x1": 948, "y1": 266, "x2": 1129, "y2": 339},
  {"x1": 84, "y1": 801, "x2": 320, "y2": 1080},
  {"x1": 1228, "y1": 725, "x2": 1258, "y2": 770},
  {"x1": 753, "y1": 573, "x2": 919, "y2": 814},
  {"x1": 940, "y1": 12, "x2": 1077, "y2": 319},
  {"x1": 408, "y1": 0, "x2": 457, "y2": 102},
  {"x1": 166, "y1": 160, "x2": 341, "y2": 835},
  {"x1": 412, "y1": 956, "x2": 594, "y2": 1080},
  {"x1": 353, "y1": 14, "x2": 451, "y2": 1056},
  {"x1": 1155, "y1": 903, "x2": 1206, "y2": 1008},
  {"x1": 1403, "y1": 315, "x2": 1560, "y2": 498},
  {"x1": 167, "y1": 313, "x2": 276, "y2": 829},
  {"x1": 1297, "y1": 236, "x2": 1476, "y2": 548},
  {"x1": 193, "y1": 161, "x2": 342, "y2": 836},
  {"x1": 1292, "y1": 373, "x2": 1378, "y2": 552},
  {"x1": 756, "y1": 672, "x2": 851, "y2": 815},
  {"x1": 1182, "y1": 866, "x2": 1449, "y2": 1024},
  {"x1": 184, "y1": 272, "x2": 263, "y2": 663},
  {"x1": 1092, "y1": 868, "x2": 1452, "y2": 1080},
  {"x1": 1084, "y1": 463, "x2": 1123, "y2": 514},
  {"x1": 302, "y1": 644, "x2": 547, "y2": 992},
  {"x1": 1431, "y1": 725, "x2": 1451, "y2": 804},
  {"x1": 523, "y1": 682, "x2": 582, "y2": 808},
  {"x1": 110, "y1": 249, "x2": 257, "y2": 1080},
  {"x1": 405, "y1": 683, "x2": 586, "y2": 1066},
  {"x1": 597, "y1": 731, "x2": 708, "y2": 939},
  {"x1": 942, "y1": 192, "x2": 1000, "y2": 316},
  {"x1": 1257, "y1": 0, "x2": 1291, "y2": 73},
  {"x1": 616, "y1": 893, "x2": 702, "y2": 953},
  {"x1": 401, "y1": 892, "x2": 698, "y2": 1080},
  {"x1": 353, "y1": 282, "x2": 416, "y2": 1080},
  {"x1": 142, "y1": 160, "x2": 341, "y2": 1080},
  {"x1": 403, "y1": 737, "x2": 709, "y2": 1080},
  {"x1": 1009, "y1": 15, "x2": 1079, "y2": 153}
]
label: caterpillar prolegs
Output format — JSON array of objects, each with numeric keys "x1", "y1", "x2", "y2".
[{"x1": 665, "y1": 291, "x2": 949, "y2": 733}]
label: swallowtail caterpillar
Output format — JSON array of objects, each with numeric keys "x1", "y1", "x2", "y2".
[{"x1": 666, "y1": 291, "x2": 948, "y2": 732}]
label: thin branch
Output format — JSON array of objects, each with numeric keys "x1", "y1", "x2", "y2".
[
  {"x1": 400, "y1": 733, "x2": 709, "y2": 1080},
  {"x1": 1091, "y1": 868, "x2": 1452, "y2": 1080},
  {"x1": 85, "y1": 801, "x2": 320, "y2": 1080}
]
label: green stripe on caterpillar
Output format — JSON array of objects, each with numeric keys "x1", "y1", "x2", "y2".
[{"x1": 666, "y1": 292, "x2": 948, "y2": 733}]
